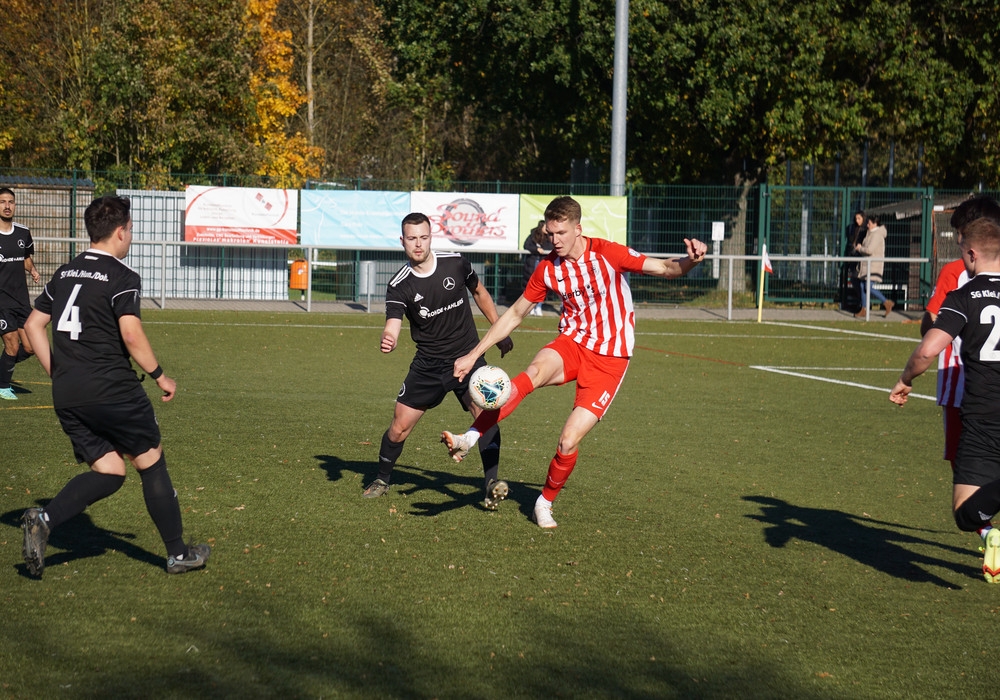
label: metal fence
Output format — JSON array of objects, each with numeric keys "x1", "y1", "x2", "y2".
[
  {"x1": 5, "y1": 168, "x2": 997, "y2": 311},
  {"x1": 23, "y1": 238, "x2": 924, "y2": 323}
]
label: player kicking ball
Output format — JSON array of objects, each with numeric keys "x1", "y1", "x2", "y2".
[{"x1": 442, "y1": 196, "x2": 707, "y2": 528}]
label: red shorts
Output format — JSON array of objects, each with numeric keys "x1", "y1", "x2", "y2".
[
  {"x1": 943, "y1": 405, "x2": 961, "y2": 464},
  {"x1": 545, "y1": 334, "x2": 630, "y2": 419}
]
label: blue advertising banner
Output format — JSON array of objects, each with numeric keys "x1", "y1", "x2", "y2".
[{"x1": 300, "y1": 190, "x2": 411, "y2": 247}]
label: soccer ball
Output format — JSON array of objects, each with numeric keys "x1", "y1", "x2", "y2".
[{"x1": 468, "y1": 365, "x2": 512, "y2": 411}]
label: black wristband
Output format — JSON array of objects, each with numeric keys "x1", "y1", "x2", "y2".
[{"x1": 149, "y1": 365, "x2": 164, "y2": 380}]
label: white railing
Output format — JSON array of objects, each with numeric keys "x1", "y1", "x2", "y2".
[{"x1": 28, "y1": 237, "x2": 930, "y2": 319}]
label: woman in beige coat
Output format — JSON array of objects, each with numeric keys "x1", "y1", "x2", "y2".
[{"x1": 854, "y1": 215, "x2": 894, "y2": 317}]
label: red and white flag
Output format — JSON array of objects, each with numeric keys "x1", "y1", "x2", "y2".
[{"x1": 761, "y1": 244, "x2": 773, "y2": 274}]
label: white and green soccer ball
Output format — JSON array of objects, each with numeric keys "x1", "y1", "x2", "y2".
[{"x1": 468, "y1": 365, "x2": 512, "y2": 411}]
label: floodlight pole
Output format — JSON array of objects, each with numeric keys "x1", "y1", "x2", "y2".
[{"x1": 610, "y1": 0, "x2": 628, "y2": 197}]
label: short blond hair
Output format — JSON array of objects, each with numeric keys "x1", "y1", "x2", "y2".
[
  {"x1": 544, "y1": 196, "x2": 581, "y2": 225},
  {"x1": 961, "y1": 217, "x2": 1000, "y2": 259}
]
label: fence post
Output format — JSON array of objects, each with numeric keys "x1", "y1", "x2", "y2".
[
  {"x1": 160, "y1": 240, "x2": 167, "y2": 309},
  {"x1": 920, "y1": 186, "x2": 935, "y2": 306},
  {"x1": 727, "y1": 257, "x2": 734, "y2": 321}
]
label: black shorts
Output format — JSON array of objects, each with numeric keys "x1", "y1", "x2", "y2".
[
  {"x1": 396, "y1": 354, "x2": 487, "y2": 411},
  {"x1": 56, "y1": 396, "x2": 162, "y2": 464},
  {"x1": 0, "y1": 305, "x2": 29, "y2": 336},
  {"x1": 954, "y1": 417, "x2": 1000, "y2": 487}
]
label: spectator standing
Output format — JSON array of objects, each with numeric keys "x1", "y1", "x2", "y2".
[
  {"x1": 855, "y1": 215, "x2": 893, "y2": 318},
  {"x1": 523, "y1": 220, "x2": 552, "y2": 316}
]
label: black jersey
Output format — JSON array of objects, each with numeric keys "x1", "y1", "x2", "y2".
[
  {"x1": 0, "y1": 223, "x2": 34, "y2": 309},
  {"x1": 935, "y1": 272, "x2": 1000, "y2": 420},
  {"x1": 34, "y1": 249, "x2": 147, "y2": 408},
  {"x1": 385, "y1": 252, "x2": 482, "y2": 360}
]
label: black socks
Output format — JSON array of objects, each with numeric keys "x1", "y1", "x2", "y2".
[
  {"x1": 377, "y1": 432, "x2": 406, "y2": 483},
  {"x1": 139, "y1": 454, "x2": 186, "y2": 558},
  {"x1": 478, "y1": 425, "x2": 501, "y2": 487},
  {"x1": 955, "y1": 479, "x2": 1000, "y2": 532},
  {"x1": 43, "y1": 471, "x2": 126, "y2": 530}
]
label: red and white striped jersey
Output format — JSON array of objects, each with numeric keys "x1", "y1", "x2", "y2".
[
  {"x1": 927, "y1": 259, "x2": 969, "y2": 407},
  {"x1": 524, "y1": 237, "x2": 647, "y2": 357}
]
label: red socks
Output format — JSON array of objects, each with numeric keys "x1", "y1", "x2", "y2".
[
  {"x1": 542, "y1": 450, "x2": 578, "y2": 502},
  {"x1": 471, "y1": 371, "x2": 534, "y2": 434}
]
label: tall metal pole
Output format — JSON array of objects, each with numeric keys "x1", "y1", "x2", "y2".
[{"x1": 610, "y1": 0, "x2": 629, "y2": 197}]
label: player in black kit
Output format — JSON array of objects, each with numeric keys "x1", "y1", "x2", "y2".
[
  {"x1": 0, "y1": 187, "x2": 41, "y2": 400},
  {"x1": 891, "y1": 217, "x2": 1000, "y2": 583},
  {"x1": 363, "y1": 212, "x2": 514, "y2": 508},
  {"x1": 21, "y1": 195, "x2": 210, "y2": 577}
]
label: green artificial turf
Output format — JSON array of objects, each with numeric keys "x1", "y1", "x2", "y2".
[{"x1": 2, "y1": 311, "x2": 994, "y2": 698}]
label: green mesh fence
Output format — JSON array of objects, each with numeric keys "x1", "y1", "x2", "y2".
[{"x1": 3, "y1": 168, "x2": 996, "y2": 309}]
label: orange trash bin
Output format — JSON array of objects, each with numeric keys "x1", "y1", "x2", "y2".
[{"x1": 290, "y1": 259, "x2": 308, "y2": 291}]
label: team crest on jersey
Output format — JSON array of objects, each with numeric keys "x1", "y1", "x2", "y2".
[
  {"x1": 0, "y1": 320, "x2": 7, "y2": 331},
  {"x1": 628, "y1": 248, "x2": 640, "y2": 257},
  {"x1": 398, "y1": 382, "x2": 406, "y2": 398},
  {"x1": 443, "y1": 277, "x2": 455, "y2": 290}
]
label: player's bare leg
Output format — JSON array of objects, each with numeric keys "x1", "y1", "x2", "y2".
[
  {"x1": 533, "y1": 407, "x2": 599, "y2": 528},
  {"x1": 442, "y1": 348, "x2": 564, "y2": 462}
]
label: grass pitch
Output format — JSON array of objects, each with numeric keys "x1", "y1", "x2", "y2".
[{"x1": 1, "y1": 310, "x2": 994, "y2": 698}]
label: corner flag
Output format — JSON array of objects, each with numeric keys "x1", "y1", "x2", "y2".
[{"x1": 757, "y1": 244, "x2": 772, "y2": 322}]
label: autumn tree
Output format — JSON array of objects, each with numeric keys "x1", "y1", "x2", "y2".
[{"x1": 246, "y1": 0, "x2": 324, "y2": 185}]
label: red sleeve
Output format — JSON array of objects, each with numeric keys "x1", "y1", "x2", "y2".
[
  {"x1": 589, "y1": 237, "x2": 647, "y2": 273},
  {"x1": 523, "y1": 258, "x2": 551, "y2": 303},
  {"x1": 926, "y1": 260, "x2": 965, "y2": 315}
]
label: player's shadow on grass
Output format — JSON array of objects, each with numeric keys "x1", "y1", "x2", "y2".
[
  {"x1": 1, "y1": 503, "x2": 161, "y2": 579},
  {"x1": 315, "y1": 454, "x2": 369, "y2": 485},
  {"x1": 9, "y1": 382, "x2": 33, "y2": 397},
  {"x1": 315, "y1": 454, "x2": 541, "y2": 517},
  {"x1": 743, "y1": 495, "x2": 979, "y2": 588}
]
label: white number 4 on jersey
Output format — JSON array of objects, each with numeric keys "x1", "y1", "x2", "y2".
[{"x1": 57, "y1": 284, "x2": 84, "y2": 340}]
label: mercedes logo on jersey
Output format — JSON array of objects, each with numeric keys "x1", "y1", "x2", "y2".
[
  {"x1": 443, "y1": 277, "x2": 455, "y2": 290},
  {"x1": 17, "y1": 239, "x2": 26, "y2": 248}
]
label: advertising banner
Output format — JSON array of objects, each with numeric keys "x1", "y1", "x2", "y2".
[
  {"x1": 518, "y1": 195, "x2": 628, "y2": 246},
  {"x1": 184, "y1": 186, "x2": 298, "y2": 244},
  {"x1": 409, "y1": 192, "x2": 520, "y2": 252},
  {"x1": 300, "y1": 190, "x2": 411, "y2": 247}
]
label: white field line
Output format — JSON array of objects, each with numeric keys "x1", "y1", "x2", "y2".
[
  {"x1": 760, "y1": 320, "x2": 918, "y2": 342},
  {"x1": 750, "y1": 365, "x2": 936, "y2": 401},
  {"x1": 753, "y1": 321, "x2": 935, "y2": 399},
  {"x1": 143, "y1": 319, "x2": 914, "y2": 343}
]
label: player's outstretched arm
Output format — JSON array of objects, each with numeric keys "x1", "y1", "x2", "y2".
[
  {"x1": 454, "y1": 296, "x2": 533, "y2": 380},
  {"x1": 24, "y1": 310, "x2": 52, "y2": 376},
  {"x1": 119, "y1": 314, "x2": 175, "y2": 401},
  {"x1": 641, "y1": 238, "x2": 707, "y2": 279},
  {"x1": 890, "y1": 328, "x2": 953, "y2": 406},
  {"x1": 470, "y1": 281, "x2": 513, "y2": 357}
]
